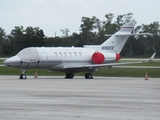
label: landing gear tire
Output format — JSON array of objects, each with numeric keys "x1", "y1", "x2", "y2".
[
  {"x1": 65, "y1": 73, "x2": 74, "y2": 79},
  {"x1": 85, "y1": 73, "x2": 93, "y2": 79},
  {"x1": 19, "y1": 74, "x2": 27, "y2": 79}
]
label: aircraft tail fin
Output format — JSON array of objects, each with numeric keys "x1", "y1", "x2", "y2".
[
  {"x1": 84, "y1": 24, "x2": 135, "y2": 53},
  {"x1": 100, "y1": 24, "x2": 135, "y2": 53}
]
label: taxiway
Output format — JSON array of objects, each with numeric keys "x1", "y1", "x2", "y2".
[{"x1": 0, "y1": 75, "x2": 160, "y2": 120}]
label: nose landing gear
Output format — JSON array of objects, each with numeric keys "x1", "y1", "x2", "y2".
[
  {"x1": 19, "y1": 74, "x2": 27, "y2": 79},
  {"x1": 19, "y1": 69, "x2": 27, "y2": 79}
]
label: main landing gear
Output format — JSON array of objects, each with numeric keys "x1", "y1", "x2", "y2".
[
  {"x1": 65, "y1": 73, "x2": 74, "y2": 79},
  {"x1": 65, "y1": 73, "x2": 93, "y2": 79},
  {"x1": 19, "y1": 69, "x2": 27, "y2": 79},
  {"x1": 85, "y1": 73, "x2": 93, "y2": 79}
]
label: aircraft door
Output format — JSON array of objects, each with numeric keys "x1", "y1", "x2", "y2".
[{"x1": 41, "y1": 52, "x2": 48, "y2": 62}]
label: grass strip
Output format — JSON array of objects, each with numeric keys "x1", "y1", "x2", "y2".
[{"x1": 0, "y1": 66, "x2": 159, "y2": 78}]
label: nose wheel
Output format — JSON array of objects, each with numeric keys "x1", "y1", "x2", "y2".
[
  {"x1": 19, "y1": 69, "x2": 27, "y2": 79},
  {"x1": 19, "y1": 74, "x2": 27, "y2": 79}
]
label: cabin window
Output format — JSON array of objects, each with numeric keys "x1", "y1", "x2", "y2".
[
  {"x1": 69, "y1": 52, "x2": 72, "y2": 56},
  {"x1": 54, "y1": 52, "x2": 58, "y2": 57},
  {"x1": 79, "y1": 52, "x2": 82, "y2": 56},
  {"x1": 74, "y1": 52, "x2": 77, "y2": 56},
  {"x1": 64, "y1": 52, "x2": 67, "y2": 56},
  {"x1": 59, "y1": 52, "x2": 62, "y2": 56}
]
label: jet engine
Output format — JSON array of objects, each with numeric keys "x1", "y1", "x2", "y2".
[
  {"x1": 116, "y1": 53, "x2": 121, "y2": 61},
  {"x1": 92, "y1": 52, "x2": 121, "y2": 64},
  {"x1": 92, "y1": 52, "x2": 105, "y2": 64}
]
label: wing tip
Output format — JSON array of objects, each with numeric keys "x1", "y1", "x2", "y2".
[{"x1": 147, "y1": 53, "x2": 156, "y2": 62}]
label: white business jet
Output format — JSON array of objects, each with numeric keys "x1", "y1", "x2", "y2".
[{"x1": 3, "y1": 24, "x2": 155, "y2": 79}]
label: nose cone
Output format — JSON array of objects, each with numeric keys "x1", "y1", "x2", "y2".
[{"x1": 3, "y1": 56, "x2": 21, "y2": 67}]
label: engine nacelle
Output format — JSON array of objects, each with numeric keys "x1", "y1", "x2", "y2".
[
  {"x1": 92, "y1": 52, "x2": 120, "y2": 64},
  {"x1": 92, "y1": 52, "x2": 105, "y2": 64},
  {"x1": 116, "y1": 53, "x2": 121, "y2": 61}
]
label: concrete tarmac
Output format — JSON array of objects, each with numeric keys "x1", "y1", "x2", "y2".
[{"x1": 0, "y1": 75, "x2": 160, "y2": 120}]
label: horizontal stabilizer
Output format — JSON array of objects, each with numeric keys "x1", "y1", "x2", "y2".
[
  {"x1": 115, "y1": 33, "x2": 153, "y2": 36},
  {"x1": 105, "y1": 33, "x2": 153, "y2": 36}
]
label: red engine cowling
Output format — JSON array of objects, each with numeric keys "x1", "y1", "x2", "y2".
[
  {"x1": 92, "y1": 52, "x2": 105, "y2": 64},
  {"x1": 116, "y1": 53, "x2": 121, "y2": 61}
]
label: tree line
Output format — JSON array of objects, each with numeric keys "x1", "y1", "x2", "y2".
[{"x1": 0, "y1": 13, "x2": 160, "y2": 57}]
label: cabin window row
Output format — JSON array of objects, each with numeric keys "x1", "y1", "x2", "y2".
[{"x1": 54, "y1": 52, "x2": 82, "y2": 57}]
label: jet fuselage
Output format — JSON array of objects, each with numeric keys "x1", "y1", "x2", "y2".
[{"x1": 5, "y1": 47, "x2": 119, "y2": 73}]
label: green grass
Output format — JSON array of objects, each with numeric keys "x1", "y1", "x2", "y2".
[
  {"x1": 0, "y1": 60, "x2": 4, "y2": 64},
  {"x1": 94, "y1": 68, "x2": 160, "y2": 78},
  {"x1": 0, "y1": 66, "x2": 63, "y2": 76},
  {"x1": 118, "y1": 60, "x2": 160, "y2": 66},
  {"x1": 0, "y1": 66, "x2": 159, "y2": 78}
]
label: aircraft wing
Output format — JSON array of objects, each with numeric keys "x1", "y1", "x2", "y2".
[{"x1": 64, "y1": 53, "x2": 156, "y2": 69}]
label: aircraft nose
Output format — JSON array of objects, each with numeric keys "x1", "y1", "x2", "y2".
[{"x1": 3, "y1": 56, "x2": 21, "y2": 67}]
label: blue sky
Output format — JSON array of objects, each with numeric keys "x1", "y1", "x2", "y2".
[{"x1": 1, "y1": 0, "x2": 160, "y2": 37}]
